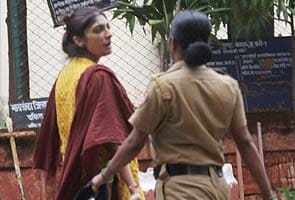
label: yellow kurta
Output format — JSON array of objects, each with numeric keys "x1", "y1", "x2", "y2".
[{"x1": 55, "y1": 57, "x2": 95, "y2": 155}]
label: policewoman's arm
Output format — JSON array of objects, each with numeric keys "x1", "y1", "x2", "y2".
[
  {"x1": 91, "y1": 78, "x2": 167, "y2": 193},
  {"x1": 230, "y1": 83, "x2": 276, "y2": 200},
  {"x1": 231, "y1": 126, "x2": 275, "y2": 200},
  {"x1": 118, "y1": 151, "x2": 143, "y2": 194},
  {"x1": 91, "y1": 127, "x2": 148, "y2": 191}
]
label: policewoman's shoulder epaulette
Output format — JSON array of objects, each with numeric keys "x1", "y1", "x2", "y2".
[
  {"x1": 151, "y1": 73, "x2": 172, "y2": 101},
  {"x1": 213, "y1": 68, "x2": 227, "y2": 75},
  {"x1": 151, "y1": 71, "x2": 166, "y2": 79}
]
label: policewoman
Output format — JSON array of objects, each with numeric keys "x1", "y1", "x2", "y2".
[{"x1": 90, "y1": 10, "x2": 277, "y2": 200}]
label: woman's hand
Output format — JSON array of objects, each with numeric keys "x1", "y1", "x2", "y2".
[
  {"x1": 129, "y1": 183, "x2": 142, "y2": 200},
  {"x1": 91, "y1": 174, "x2": 104, "y2": 193},
  {"x1": 91, "y1": 167, "x2": 114, "y2": 193},
  {"x1": 129, "y1": 183, "x2": 140, "y2": 194},
  {"x1": 130, "y1": 192, "x2": 142, "y2": 200}
]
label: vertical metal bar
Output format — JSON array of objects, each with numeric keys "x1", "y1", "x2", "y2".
[
  {"x1": 7, "y1": 0, "x2": 30, "y2": 103},
  {"x1": 257, "y1": 122, "x2": 265, "y2": 168},
  {"x1": 291, "y1": 14, "x2": 294, "y2": 36},
  {"x1": 236, "y1": 147, "x2": 245, "y2": 200},
  {"x1": 292, "y1": 31, "x2": 295, "y2": 112}
]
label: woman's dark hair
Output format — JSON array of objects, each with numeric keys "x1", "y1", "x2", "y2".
[
  {"x1": 170, "y1": 10, "x2": 212, "y2": 68},
  {"x1": 62, "y1": 7, "x2": 105, "y2": 57}
]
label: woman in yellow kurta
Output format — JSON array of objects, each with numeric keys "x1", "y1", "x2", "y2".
[{"x1": 33, "y1": 7, "x2": 144, "y2": 200}]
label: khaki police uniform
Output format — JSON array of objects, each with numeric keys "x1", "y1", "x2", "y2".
[{"x1": 129, "y1": 61, "x2": 247, "y2": 200}]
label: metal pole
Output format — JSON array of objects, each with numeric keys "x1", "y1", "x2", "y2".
[
  {"x1": 290, "y1": 14, "x2": 294, "y2": 36},
  {"x1": 236, "y1": 147, "x2": 245, "y2": 200},
  {"x1": 7, "y1": 0, "x2": 30, "y2": 103},
  {"x1": 257, "y1": 122, "x2": 265, "y2": 168}
]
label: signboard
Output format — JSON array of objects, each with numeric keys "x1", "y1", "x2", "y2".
[
  {"x1": 9, "y1": 98, "x2": 48, "y2": 130},
  {"x1": 47, "y1": 0, "x2": 118, "y2": 27},
  {"x1": 208, "y1": 37, "x2": 294, "y2": 113}
]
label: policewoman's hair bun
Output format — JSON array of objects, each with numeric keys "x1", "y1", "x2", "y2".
[
  {"x1": 184, "y1": 41, "x2": 212, "y2": 67},
  {"x1": 170, "y1": 10, "x2": 212, "y2": 68}
]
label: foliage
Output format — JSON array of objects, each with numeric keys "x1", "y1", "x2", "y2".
[
  {"x1": 275, "y1": 0, "x2": 295, "y2": 20},
  {"x1": 111, "y1": 0, "x2": 295, "y2": 69},
  {"x1": 113, "y1": 0, "x2": 294, "y2": 40},
  {"x1": 280, "y1": 188, "x2": 295, "y2": 200},
  {"x1": 226, "y1": 0, "x2": 294, "y2": 40},
  {"x1": 112, "y1": 0, "x2": 230, "y2": 70},
  {"x1": 113, "y1": 0, "x2": 230, "y2": 42}
]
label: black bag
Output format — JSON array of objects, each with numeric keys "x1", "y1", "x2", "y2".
[{"x1": 74, "y1": 183, "x2": 109, "y2": 200}]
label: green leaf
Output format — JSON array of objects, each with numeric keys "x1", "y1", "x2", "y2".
[
  {"x1": 194, "y1": 5, "x2": 210, "y2": 12},
  {"x1": 138, "y1": 18, "x2": 147, "y2": 25},
  {"x1": 116, "y1": 1, "x2": 135, "y2": 7},
  {"x1": 151, "y1": 26, "x2": 157, "y2": 43},
  {"x1": 148, "y1": 19, "x2": 163, "y2": 25},
  {"x1": 207, "y1": 8, "x2": 231, "y2": 14},
  {"x1": 188, "y1": 0, "x2": 203, "y2": 9},
  {"x1": 112, "y1": 10, "x2": 123, "y2": 19},
  {"x1": 129, "y1": 15, "x2": 136, "y2": 34},
  {"x1": 165, "y1": 0, "x2": 178, "y2": 12},
  {"x1": 114, "y1": 8, "x2": 135, "y2": 13},
  {"x1": 124, "y1": 13, "x2": 135, "y2": 33}
]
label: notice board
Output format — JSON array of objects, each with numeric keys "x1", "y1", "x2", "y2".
[
  {"x1": 208, "y1": 37, "x2": 294, "y2": 113},
  {"x1": 47, "y1": 0, "x2": 118, "y2": 26},
  {"x1": 9, "y1": 98, "x2": 48, "y2": 130}
]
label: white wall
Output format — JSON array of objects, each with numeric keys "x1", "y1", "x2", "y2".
[{"x1": 26, "y1": 1, "x2": 160, "y2": 106}]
